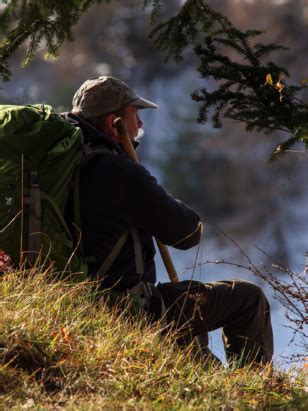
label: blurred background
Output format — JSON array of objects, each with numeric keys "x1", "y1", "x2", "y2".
[{"x1": 1, "y1": 0, "x2": 307, "y2": 364}]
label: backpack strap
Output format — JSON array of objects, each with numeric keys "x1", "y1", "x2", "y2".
[
  {"x1": 24, "y1": 171, "x2": 42, "y2": 263},
  {"x1": 74, "y1": 143, "x2": 146, "y2": 280},
  {"x1": 72, "y1": 166, "x2": 84, "y2": 256},
  {"x1": 131, "y1": 227, "x2": 144, "y2": 276},
  {"x1": 94, "y1": 228, "x2": 145, "y2": 282},
  {"x1": 95, "y1": 231, "x2": 130, "y2": 280}
]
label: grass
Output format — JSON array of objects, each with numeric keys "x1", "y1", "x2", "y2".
[{"x1": 0, "y1": 267, "x2": 307, "y2": 410}]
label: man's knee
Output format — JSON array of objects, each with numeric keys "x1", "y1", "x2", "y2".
[{"x1": 233, "y1": 280, "x2": 271, "y2": 313}]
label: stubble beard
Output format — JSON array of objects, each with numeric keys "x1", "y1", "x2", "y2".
[{"x1": 135, "y1": 128, "x2": 145, "y2": 141}]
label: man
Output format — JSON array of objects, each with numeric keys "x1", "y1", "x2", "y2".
[{"x1": 64, "y1": 75, "x2": 273, "y2": 366}]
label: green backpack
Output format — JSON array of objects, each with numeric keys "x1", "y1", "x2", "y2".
[{"x1": 0, "y1": 104, "x2": 87, "y2": 279}]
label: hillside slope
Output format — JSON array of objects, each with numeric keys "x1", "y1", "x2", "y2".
[{"x1": 1, "y1": 269, "x2": 307, "y2": 410}]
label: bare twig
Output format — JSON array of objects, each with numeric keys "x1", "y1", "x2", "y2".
[{"x1": 187, "y1": 221, "x2": 307, "y2": 363}]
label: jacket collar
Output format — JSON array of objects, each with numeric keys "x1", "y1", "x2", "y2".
[{"x1": 63, "y1": 112, "x2": 127, "y2": 154}]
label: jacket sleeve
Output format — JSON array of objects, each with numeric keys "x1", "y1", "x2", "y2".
[{"x1": 117, "y1": 157, "x2": 203, "y2": 250}]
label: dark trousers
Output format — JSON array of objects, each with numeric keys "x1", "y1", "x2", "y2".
[{"x1": 157, "y1": 279, "x2": 273, "y2": 365}]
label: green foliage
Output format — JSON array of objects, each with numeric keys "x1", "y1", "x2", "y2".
[
  {"x1": 1, "y1": 268, "x2": 307, "y2": 409},
  {"x1": 0, "y1": 0, "x2": 109, "y2": 81},
  {"x1": 0, "y1": 0, "x2": 163, "y2": 81},
  {"x1": 150, "y1": 0, "x2": 308, "y2": 156},
  {"x1": 149, "y1": 0, "x2": 233, "y2": 63},
  {"x1": 143, "y1": 0, "x2": 163, "y2": 25},
  {"x1": 1, "y1": 0, "x2": 308, "y2": 155}
]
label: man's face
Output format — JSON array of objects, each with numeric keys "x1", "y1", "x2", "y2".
[{"x1": 122, "y1": 105, "x2": 143, "y2": 140}]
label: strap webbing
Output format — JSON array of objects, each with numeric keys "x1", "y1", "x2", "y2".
[
  {"x1": 96, "y1": 231, "x2": 129, "y2": 280},
  {"x1": 94, "y1": 228, "x2": 144, "y2": 282},
  {"x1": 131, "y1": 227, "x2": 144, "y2": 275},
  {"x1": 73, "y1": 166, "x2": 84, "y2": 255},
  {"x1": 26, "y1": 171, "x2": 42, "y2": 263}
]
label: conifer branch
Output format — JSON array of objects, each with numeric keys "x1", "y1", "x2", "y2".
[
  {"x1": 1, "y1": 0, "x2": 307, "y2": 155},
  {"x1": 149, "y1": 0, "x2": 308, "y2": 157},
  {"x1": 0, "y1": 0, "x2": 108, "y2": 80}
]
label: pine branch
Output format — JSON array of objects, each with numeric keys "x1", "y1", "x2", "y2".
[
  {"x1": 0, "y1": 0, "x2": 307, "y2": 157},
  {"x1": 0, "y1": 0, "x2": 109, "y2": 80},
  {"x1": 149, "y1": 0, "x2": 233, "y2": 63},
  {"x1": 150, "y1": 0, "x2": 308, "y2": 157},
  {"x1": 143, "y1": 0, "x2": 163, "y2": 25},
  {"x1": 0, "y1": 0, "x2": 166, "y2": 81}
]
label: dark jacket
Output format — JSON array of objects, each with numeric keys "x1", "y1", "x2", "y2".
[{"x1": 64, "y1": 113, "x2": 202, "y2": 291}]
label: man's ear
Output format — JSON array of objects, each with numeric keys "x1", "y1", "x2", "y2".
[{"x1": 105, "y1": 114, "x2": 119, "y2": 138}]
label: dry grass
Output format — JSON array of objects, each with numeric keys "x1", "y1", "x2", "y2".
[{"x1": 0, "y1": 267, "x2": 307, "y2": 410}]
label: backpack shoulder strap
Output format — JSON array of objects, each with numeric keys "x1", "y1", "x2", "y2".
[
  {"x1": 95, "y1": 231, "x2": 130, "y2": 280},
  {"x1": 73, "y1": 143, "x2": 145, "y2": 281},
  {"x1": 131, "y1": 227, "x2": 144, "y2": 276},
  {"x1": 80, "y1": 143, "x2": 116, "y2": 168},
  {"x1": 25, "y1": 171, "x2": 42, "y2": 263},
  {"x1": 93, "y1": 228, "x2": 144, "y2": 283}
]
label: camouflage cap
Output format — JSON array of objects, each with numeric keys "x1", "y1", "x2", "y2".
[{"x1": 72, "y1": 76, "x2": 158, "y2": 118}]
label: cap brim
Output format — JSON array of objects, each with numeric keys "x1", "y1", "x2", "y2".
[{"x1": 130, "y1": 96, "x2": 158, "y2": 109}]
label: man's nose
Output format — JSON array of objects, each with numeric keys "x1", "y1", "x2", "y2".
[{"x1": 137, "y1": 115, "x2": 143, "y2": 128}]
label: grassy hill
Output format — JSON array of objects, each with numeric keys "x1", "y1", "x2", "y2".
[{"x1": 1, "y1": 268, "x2": 307, "y2": 410}]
